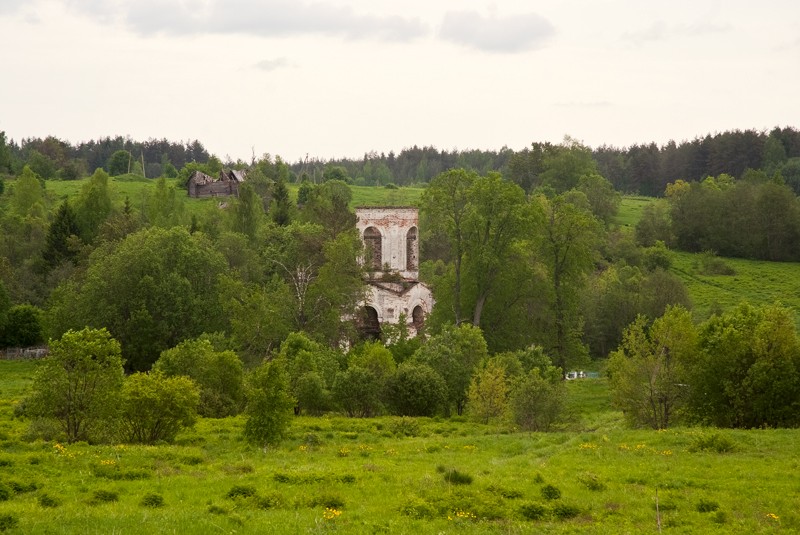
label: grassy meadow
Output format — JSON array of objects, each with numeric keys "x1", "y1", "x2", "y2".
[
  {"x1": 40, "y1": 175, "x2": 425, "y2": 212},
  {"x1": 1, "y1": 361, "x2": 799, "y2": 534}
]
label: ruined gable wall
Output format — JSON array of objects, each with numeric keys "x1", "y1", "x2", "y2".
[{"x1": 355, "y1": 207, "x2": 419, "y2": 279}]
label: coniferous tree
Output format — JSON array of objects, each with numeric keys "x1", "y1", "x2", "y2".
[
  {"x1": 43, "y1": 200, "x2": 82, "y2": 268},
  {"x1": 270, "y1": 177, "x2": 293, "y2": 226}
]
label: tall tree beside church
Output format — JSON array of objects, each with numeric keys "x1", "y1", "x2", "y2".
[
  {"x1": 461, "y1": 173, "x2": 532, "y2": 327},
  {"x1": 420, "y1": 169, "x2": 475, "y2": 324},
  {"x1": 533, "y1": 192, "x2": 602, "y2": 370},
  {"x1": 300, "y1": 180, "x2": 356, "y2": 240}
]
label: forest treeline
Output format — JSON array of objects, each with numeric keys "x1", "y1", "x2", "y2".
[{"x1": 3, "y1": 127, "x2": 800, "y2": 196}]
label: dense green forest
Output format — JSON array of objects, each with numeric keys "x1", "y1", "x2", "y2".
[
  {"x1": 3, "y1": 126, "x2": 800, "y2": 195},
  {"x1": 1, "y1": 125, "x2": 799, "y2": 443}
]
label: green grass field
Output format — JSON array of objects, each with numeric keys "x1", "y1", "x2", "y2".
[
  {"x1": 40, "y1": 176, "x2": 425, "y2": 213},
  {"x1": 0, "y1": 361, "x2": 797, "y2": 534},
  {"x1": 670, "y1": 251, "x2": 800, "y2": 324},
  {"x1": 615, "y1": 195, "x2": 655, "y2": 229}
]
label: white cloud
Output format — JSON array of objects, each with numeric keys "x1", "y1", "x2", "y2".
[
  {"x1": 62, "y1": 0, "x2": 428, "y2": 41},
  {"x1": 439, "y1": 10, "x2": 554, "y2": 53},
  {"x1": 623, "y1": 20, "x2": 730, "y2": 45},
  {"x1": 254, "y1": 57, "x2": 290, "y2": 71}
]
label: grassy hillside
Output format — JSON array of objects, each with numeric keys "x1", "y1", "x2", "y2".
[
  {"x1": 615, "y1": 195, "x2": 655, "y2": 229},
  {"x1": 0, "y1": 361, "x2": 797, "y2": 533},
  {"x1": 41, "y1": 176, "x2": 425, "y2": 212},
  {"x1": 671, "y1": 251, "x2": 800, "y2": 323}
]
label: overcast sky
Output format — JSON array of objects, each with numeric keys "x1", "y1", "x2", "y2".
[{"x1": 1, "y1": 0, "x2": 798, "y2": 163}]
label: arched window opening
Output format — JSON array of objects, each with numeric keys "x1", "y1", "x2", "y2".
[
  {"x1": 406, "y1": 226, "x2": 418, "y2": 271},
  {"x1": 359, "y1": 306, "x2": 382, "y2": 341},
  {"x1": 364, "y1": 227, "x2": 382, "y2": 271}
]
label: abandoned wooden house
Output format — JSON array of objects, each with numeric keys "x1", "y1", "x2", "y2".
[
  {"x1": 355, "y1": 207, "x2": 433, "y2": 340},
  {"x1": 187, "y1": 169, "x2": 247, "y2": 198}
]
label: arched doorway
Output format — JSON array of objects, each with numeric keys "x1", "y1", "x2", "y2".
[
  {"x1": 411, "y1": 305, "x2": 425, "y2": 335},
  {"x1": 364, "y1": 227, "x2": 382, "y2": 271}
]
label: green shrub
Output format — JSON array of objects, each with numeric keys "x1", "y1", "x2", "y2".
[
  {"x1": 273, "y1": 473, "x2": 291, "y2": 483},
  {"x1": 0, "y1": 483, "x2": 10, "y2": 502},
  {"x1": 696, "y1": 499, "x2": 720, "y2": 513},
  {"x1": 443, "y1": 468, "x2": 473, "y2": 485},
  {"x1": 399, "y1": 496, "x2": 436, "y2": 519},
  {"x1": 713, "y1": 511, "x2": 728, "y2": 524},
  {"x1": 38, "y1": 493, "x2": 61, "y2": 508},
  {"x1": 9, "y1": 481, "x2": 39, "y2": 494},
  {"x1": 552, "y1": 502, "x2": 581, "y2": 520},
  {"x1": 120, "y1": 372, "x2": 199, "y2": 444},
  {"x1": 579, "y1": 473, "x2": 607, "y2": 491},
  {"x1": 140, "y1": 493, "x2": 165, "y2": 508},
  {"x1": 90, "y1": 489, "x2": 119, "y2": 504},
  {"x1": 541, "y1": 484, "x2": 561, "y2": 500},
  {"x1": 487, "y1": 484, "x2": 523, "y2": 499},
  {"x1": 254, "y1": 492, "x2": 284, "y2": 510},
  {"x1": 697, "y1": 251, "x2": 735, "y2": 275},
  {"x1": 520, "y1": 502, "x2": 547, "y2": 520},
  {"x1": 92, "y1": 464, "x2": 151, "y2": 480},
  {"x1": 155, "y1": 338, "x2": 245, "y2": 418},
  {"x1": 303, "y1": 433, "x2": 322, "y2": 447},
  {"x1": 689, "y1": 432, "x2": 737, "y2": 453},
  {"x1": 207, "y1": 504, "x2": 227, "y2": 515},
  {"x1": 0, "y1": 513, "x2": 18, "y2": 532},
  {"x1": 309, "y1": 493, "x2": 345, "y2": 509},
  {"x1": 0, "y1": 458, "x2": 12, "y2": 467},
  {"x1": 389, "y1": 417, "x2": 421, "y2": 437},
  {"x1": 226, "y1": 485, "x2": 257, "y2": 500}
]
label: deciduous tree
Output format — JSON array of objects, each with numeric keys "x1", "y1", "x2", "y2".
[
  {"x1": 412, "y1": 323, "x2": 488, "y2": 415},
  {"x1": 120, "y1": 371, "x2": 200, "y2": 444},
  {"x1": 608, "y1": 306, "x2": 697, "y2": 429},
  {"x1": 155, "y1": 338, "x2": 245, "y2": 418},
  {"x1": 26, "y1": 328, "x2": 124, "y2": 443},
  {"x1": 243, "y1": 360, "x2": 295, "y2": 449}
]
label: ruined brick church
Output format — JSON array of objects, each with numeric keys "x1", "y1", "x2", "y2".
[{"x1": 355, "y1": 207, "x2": 433, "y2": 339}]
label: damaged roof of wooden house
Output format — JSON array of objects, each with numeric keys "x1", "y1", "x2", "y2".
[{"x1": 187, "y1": 169, "x2": 248, "y2": 198}]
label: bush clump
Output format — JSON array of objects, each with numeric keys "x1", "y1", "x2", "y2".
[
  {"x1": 552, "y1": 502, "x2": 581, "y2": 520},
  {"x1": 226, "y1": 485, "x2": 257, "y2": 500},
  {"x1": 443, "y1": 468, "x2": 473, "y2": 485},
  {"x1": 541, "y1": 484, "x2": 561, "y2": 500},
  {"x1": 487, "y1": 484, "x2": 523, "y2": 499},
  {"x1": 689, "y1": 432, "x2": 737, "y2": 454},
  {"x1": 579, "y1": 473, "x2": 607, "y2": 491},
  {"x1": 254, "y1": 492, "x2": 284, "y2": 510},
  {"x1": 389, "y1": 417, "x2": 421, "y2": 437},
  {"x1": 308, "y1": 493, "x2": 345, "y2": 509},
  {"x1": 399, "y1": 497, "x2": 436, "y2": 519},
  {"x1": 38, "y1": 493, "x2": 61, "y2": 508},
  {"x1": 0, "y1": 513, "x2": 18, "y2": 532},
  {"x1": 9, "y1": 481, "x2": 39, "y2": 494},
  {"x1": 140, "y1": 493, "x2": 165, "y2": 508},
  {"x1": 90, "y1": 489, "x2": 119, "y2": 504},
  {"x1": 520, "y1": 502, "x2": 547, "y2": 520},
  {"x1": 696, "y1": 499, "x2": 720, "y2": 513},
  {"x1": 0, "y1": 483, "x2": 10, "y2": 502}
]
